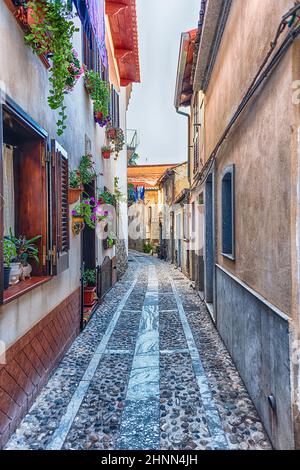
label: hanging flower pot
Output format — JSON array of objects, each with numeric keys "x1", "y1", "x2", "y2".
[
  {"x1": 94, "y1": 112, "x2": 111, "y2": 128},
  {"x1": 101, "y1": 146, "x2": 112, "y2": 160},
  {"x1": 69, "y1": 186, "x2": 83, "y2": 205}
]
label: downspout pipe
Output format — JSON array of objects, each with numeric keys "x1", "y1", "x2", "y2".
[{"x1": 176, "y1": 108, "x2": 191, "y2": 185}]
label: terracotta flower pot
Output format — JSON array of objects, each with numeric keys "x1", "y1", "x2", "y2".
[
  {"x1": 84, "y1": 286, "x2": 96, "y2": 307},
  {"x1": 27, "y1": 6, "x2": 45, "y2": 27},
  {"x1": 69, "y1": 187, "x2": 83, "y2": 205},
  {"x1": 102, "y1": 151, "x2": 111, "y2": 160}
]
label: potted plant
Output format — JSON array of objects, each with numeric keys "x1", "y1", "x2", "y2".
[
  {"x1": 143, "y1": 242, "x2": 153, "y2": 254},
  {"x1": 72, "y1": 196, "x2": 107, "y2": 234},
  {"x1": 3, "y1": 238, "x2": 17, "y2": 290},
  {"x1": 107, "y1": 232, "x2": 116, "y2": 248},
  {"x1": 78, "y1": 154, "x2": 97, "y2": 185},
  {"x1": 24, "y1": 1, "x2": 79, "y2": 135},
  {"x1": 69, "y1": 169, "x2": 83, "y2": 204},
  {"x1": 83, "y1": 268, "x2": 97, "y2": 306},
  {"x1": 7, "y1": 231, "x2": 41, "y2": 280},
  {"x1": 26, "y1": 1, "x2": 45, "y2": 27},
  {"x1": 107, "y1": 127, "x2": 125, "y2": 158},
  {"x1": 65, "y1": 49, "x2": 84, "y2": 92},
  {"x1": 102, "y1": 145, "x2": 112, "y2": 160}
]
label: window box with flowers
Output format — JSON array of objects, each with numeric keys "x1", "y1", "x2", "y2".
[
  {"x1": 106, "y1": 127, "x2": 125, "y2": 158},
  {"x1": 71, "y1": 197, "x2": 108, "y2": 235},
  {"x1": 68, "y1": 153, "x2": 99, "y2": 205},
  {"x1": 84, "y1": 69, "x2": 110, "y2": 127},
  {"x1": 20, "y1": 0, "x2": 81, "y2": 135}
]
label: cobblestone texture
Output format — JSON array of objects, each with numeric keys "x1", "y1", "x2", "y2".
[{"x1": 5, "y1": 254, "x2": 271, "y2": 450}]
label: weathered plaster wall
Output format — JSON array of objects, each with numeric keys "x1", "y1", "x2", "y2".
[
  {"x1": 199, "y1": 0, "x2": 300, "y2": 448},
  {"x1": 0, "y1": 4, "x2": 113, "y2": 349},
  {"x1": 204, "y1": 0, "x2": 294, "y2": 315}
]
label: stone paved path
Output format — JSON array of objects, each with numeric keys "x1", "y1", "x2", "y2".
[{"x1": 5, "y1": 254, "x2": 272, "y2": 450}]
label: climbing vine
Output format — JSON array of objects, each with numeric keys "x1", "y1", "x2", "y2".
[{"x1": 24, "y1": 1, "x2": 79, "y2": 135}]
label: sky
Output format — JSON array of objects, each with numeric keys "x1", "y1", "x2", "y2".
[{"x1": 127, "y1": 0, "x2": 200, "y2": 165}]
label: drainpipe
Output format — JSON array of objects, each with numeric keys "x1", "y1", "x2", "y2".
[
  {"x1": 176, "y1": 107, "x2": 192, "y2": 278},
  {"x1": 176, "y1": 108, "x2": 191, "y2": 186}
]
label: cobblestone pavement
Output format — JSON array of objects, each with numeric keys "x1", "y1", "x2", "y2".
[{"x1": 6, "y1": 253, "x2": 272, "y2": 450}]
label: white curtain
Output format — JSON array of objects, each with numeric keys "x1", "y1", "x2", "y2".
[{"x1": 3, "y1": 144, "x2": 15, "y2": 236}]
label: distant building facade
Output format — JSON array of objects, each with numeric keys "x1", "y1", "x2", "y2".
[{"x1": 127, "y1": 164, "x2": 177, "y2": 253}]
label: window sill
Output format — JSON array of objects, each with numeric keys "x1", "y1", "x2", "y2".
[
  {"x1": 3, "y1": 276, "x2": 52, "y2": 305},
  {"x1": 221, "y1": 253, "x2": 235, "y2": 261}
]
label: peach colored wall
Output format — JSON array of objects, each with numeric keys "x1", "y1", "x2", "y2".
[{"x1": 203, "y1": 0, "x2": 295, "y2": 315}]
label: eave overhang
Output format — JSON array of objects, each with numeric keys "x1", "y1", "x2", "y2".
[
  {"x1": 193, "y1": 0, "x2": 232, "y2": 92},
  {"x1": 174, "y1": 29, "x2": 198, "y2": 109},
  {"x1": 106, "y1": 0, "x2": 141, "y2": 86}
]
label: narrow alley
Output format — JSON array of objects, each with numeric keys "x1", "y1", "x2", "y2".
[{"x1": 5, "y1": 254, "x2": 271, "y2": 451}]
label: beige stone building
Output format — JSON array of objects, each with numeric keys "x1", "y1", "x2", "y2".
[
  {"x1": 157, "y1": 162, "x2": 189, "y2": 275},
  {"x1": 127, "y1": 164, "x2": 177, "y2": 252},
  {"x1": 175, "y1": 0, "x2": 300, "y2": 449}
]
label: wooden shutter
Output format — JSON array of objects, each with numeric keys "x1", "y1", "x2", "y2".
[{"x1": 50, "y1": 139, "x2": 69, "y2": 275}]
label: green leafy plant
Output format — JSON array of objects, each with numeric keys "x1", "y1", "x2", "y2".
[
  {"x1": 102, "y1": 145, "x2": 112, "y2": 153},
  {"x1": 107, "y1": 127, "x2": 125, "y2": 156},
  {"x1": 6, "y1": 229, "x2": 41, "y2": 266},
  {"x1": 69, "y1": 169, "x2": 82, "y2": 189},
  {"x1": 143, "y1": 242, "x2": 153, "y2": 254},
  {"x1": 72, "y1": 197, "x2": 108, "y2": 230},
  {"x1": 98, "y1": 189, "x2": 116, "y2": 206},
  {"x1": 84, "y1": 69, "x2": 110, "y2": 123},
  {"x1": 78, "y1": 154, "x2": 97, "y2": 185},
  {"x1": 3, "y1": 238, "x2": 17, "y2": 267},
  {"x1": 114, "y1": 177, "x2": 127, "y2": 203},
  {"x1": 24, "y1": 1, "x2": 79, "y2": 135},
  {"x1": 83, "y1": 268, "x2": 96, "y2": 288},
  {"x1": 107, "y1": 231, "x2": 116, "y2": 248}
]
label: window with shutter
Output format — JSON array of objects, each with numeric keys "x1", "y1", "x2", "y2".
[
  {"x1": 110, "y1": 87, "x2": 120, "y2": 128},
  {"x1": 50, "y1": 140, "x2": 70, "y2": 275},
  {"x1": 0, "y1": 97, "x2": 50, "y2": 304}
]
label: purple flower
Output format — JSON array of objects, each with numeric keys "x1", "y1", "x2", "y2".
[
  {"x1": 72, "y1": 210, "x2": 78, "y2": 216},
  {"x1": 83, "y1": 200, "x2": 90, "y2": 205},
  {"x1": 90, "y1": 197, "x2": 95, "y2": 203}
]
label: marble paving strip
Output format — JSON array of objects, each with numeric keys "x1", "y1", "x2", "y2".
[
  {"x1": 104, "y1": 349, "x2": 133, "y2": 355},
  {"x1": 160, "y1": 349, "x2": 189, "y2": 355},
  {"x1": 169, "y1": 276, "x2": 229, "y2": 450},
  {"x1": 117, "y1": 265, "x2": 160, "y2": 450},
  {"x1": 46, "y1": 275, "x2": 139, "y2": 450}
]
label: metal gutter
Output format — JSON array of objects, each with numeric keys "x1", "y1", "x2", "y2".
[{"x1": 176, "y1": 108, "x2": 191, "y2": 185}]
